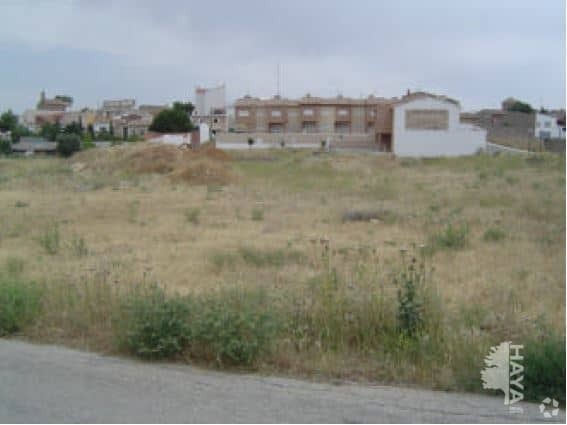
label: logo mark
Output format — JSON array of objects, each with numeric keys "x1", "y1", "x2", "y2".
[
  {"x1": 481, "y1": 342, "x2": 524, "y2": 414},
  {"x1": 539, "y1": 398, "x2": 559, "y2": 418}
]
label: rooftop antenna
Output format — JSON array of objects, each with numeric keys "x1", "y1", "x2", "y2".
[{"x1": 276, "y1": 62, "x2": 281, "y2": 97}]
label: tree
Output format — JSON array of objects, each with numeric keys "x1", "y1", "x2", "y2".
[
  {"x1": 11, "y1": 125, "x2": 31, "y2": 143},
  {"x1": 0, "y1": 110, "x2": 18, "y2": 132},
  {"x1": 40, "y1": 122, "x2": 61, "y2": 141},
  {"x1": 149, "y1": 102, "x2": 195, "y2": 133},
  {"x1": 0, "y1": 139, "x2": 11, "y2": 155},
  {"x1": 508, "y1": 101, "x2": 534, "y2": 114},
  {"x1": 56, "y1": 134, "x2": 81, "y2": 157},
  {"x1": 63, "y1": 121, "x2": 83, "y2": 136}
]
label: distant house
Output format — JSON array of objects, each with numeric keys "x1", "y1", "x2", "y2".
[
  {"x1": 391, "y1": 92, "x2": 486, "y2": 157},
  {"x1": 93, "y1": 120, "x2": 112, "y2": 135},
  {"x1": 535, "y1": 112, "x2": 566, "y2": 140},
  {"x1": 11, "y1": 137, "x2": 57, "y2": 155},
  {"x1": 112, "y1": 113, "x2": 152, "y2": 139}
]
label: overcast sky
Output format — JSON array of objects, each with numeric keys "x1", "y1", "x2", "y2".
[{"x1": 0, "y1": 0, "x2": 564, "y2": 113}]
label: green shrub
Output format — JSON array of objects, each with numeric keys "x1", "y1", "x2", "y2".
[
  {"x1": 431, "y1": 222, "x2": 468, "y2": 251},
  {"x1": 38, "y1": 223, "x2": 60, "y2": 255},
  {"x1": 0, "y1": 139, "x2": 11, "y2": 155},
  {"x1": 185, "y1": 208, "x2": 200, "y2": 225},
  {"x1": 190, "y1": 289, "x2": 278, "y2": 366},
  {"x1": 483, "y1": 227, "x2": 506, "y2": 242},
  {"x1": 251, "y1": 208, "x2": 264, "y2": 221},
  {"x1": 0, "y1": 278, "x2": 42, "y2": 336},
  {"x1": 395, "y1": 256, "x2": 425, "y2": 336},
  {"x1": 56, "y1": 134, "x2": 81, "y2": 157},
  {"x1": 14, "y1": 200, "x2": 28, "y2": 208},
  {"x1": 4, "y1": 257, "x2": 25, "y2": 276},
  {"x1": 81, "y1": 138, "x2": 95, "y2": 150},
  {"x1": 71, "y1": 234, "x2": 89, "y2": 257},
  {"x1": 209, "y1": 251, "x2": 237, "y2": 272},
  {"x1": 120, "y1": 287, "x2": 190, "y2": 359},
  {"x1": 523, "y1": 334, "x2": 566, "y2": 403}
]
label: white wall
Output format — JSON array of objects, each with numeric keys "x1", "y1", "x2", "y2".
[
  {"x1": 535, "y1": 113, "x2": 565, "y2": 139},
  {"x1": 199, "y1": 123, "x2": 210, "y2": 143},
  {"x1": 392, "y1": 97, "x2": 486, "y2": 157},
  {"x1": 195, "y1": 85, "x2": 226, "y2": 115}
]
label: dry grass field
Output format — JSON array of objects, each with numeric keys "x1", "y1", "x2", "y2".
[{"x1": 0, "y1": 144, "x2": 564, "y2": 399}]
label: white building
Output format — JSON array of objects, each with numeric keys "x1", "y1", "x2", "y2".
[
  {"x1": 194, "y1": 84, "x2": 226, "y2": 115},
  {"x1": 193, "y1": 84, "x2": 228, "y2": 135},
  {"x1": 535, "y1": 112, "x2": 565, "y2": 140},
  {"x1": 392, "y1": 93, "x2": 486, "y2": 157}
]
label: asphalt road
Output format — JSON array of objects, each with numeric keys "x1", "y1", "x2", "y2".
[{"x1": 0, "y1": 340, "x2": 562, "y2": 423}]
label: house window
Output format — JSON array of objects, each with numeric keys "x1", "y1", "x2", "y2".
[
  {"x1": 334, "y1": 123, "x2": 350, "y2": 134},
  {"x1": 303, "y1": 109, "x2": 314, "y2": 116},
  {"x1": 405, "y1": 109, "x2": 449, "y2": 130},
  {"x1": 544, "y1": 121, "x2": 551, "y2": 128},
  {"x1": 238, "y1": 109, "x2": 249, "y2": 117},
  {"x1": 271, "y1": 110, "x2": 282, "y2": 117},
  {"x1": 269, "y1": 123, "x2": 283, "y2": 133},
  {"x1": 337, "y1": 109, "x2": 348, "y2": 116},
  {"x1": 303, "y1": 122, "x2": 317, "y2": 133}
]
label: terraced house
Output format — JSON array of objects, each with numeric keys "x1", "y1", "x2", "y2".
[{"x1": 228, "y1": 91, "x2": 486, "y2": 157}]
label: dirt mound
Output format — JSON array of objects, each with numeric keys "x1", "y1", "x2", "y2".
[
  {"x1": 169, "y1": 158, "x2": 233, "y2": 185},
  {"x1": 124, "y1": 144, "x2": 180, "y2": 174},
  {"x1": 72, "y1": 142, "x2": 235, "y2": 185}
]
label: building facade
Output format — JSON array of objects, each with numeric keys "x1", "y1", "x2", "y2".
[
  {"x1": 535, "y1": 112, "x2": 566, "y2": 140},
  {"x1": 193, "y1": 84, "x2": 228, "y2": 136},
  {"x1": 228, "y1": 91, "x2": 486, "y2": 156},
  {"x1": 392, "y1": 92, "x2": 486, "y2": 156},
  {"x1": 233, "y1": 94, "x2": 394, "y2": 150}
]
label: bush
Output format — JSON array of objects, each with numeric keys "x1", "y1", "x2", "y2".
[
  {"x1": 120, "y1": 287, "x2": 190, "y2": 359},
  {"x1": 4, "y1": 257, "x2": 25, "y2": 276},
  {"x1": 523, "y1": 334, "x2": 566, "y2": 403},
  {"x1": 190, "y1": 289, "x2": 278, "y2": 366},
  {"x1": 251, "y1": 208, "x2": 264, "y2": 221},
  {"x1": 71, "y1": 234, "x2": 89, "y2": 257},
  {"x1": 185, "y1": 208, "x2": 200, "y2": 225},
  {"x1": 38, "y1": 223, "x2": 60, "y2": 255},
  {"x1": 0, "y1": 278, "x2": 42, "y2": 336},
  {"x1": 430, "y1": 222, "x2": 468, "y2": 250},
  {"x1": 56, "y1": 134, "x2": 81, "y2": 157},
  {"x1": 395, "y1": 256, "x2": 425, "y2": 336},
  {"x1": 0, "y1": 139, "x2": 11, "y2": 155},
  {"x1": 483, "y1": 227, "x2": 506, "y2": 242}
]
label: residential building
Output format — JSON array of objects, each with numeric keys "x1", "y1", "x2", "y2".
[
  {"x1": 392, "y1": 92, "x2": 486, "y2": 156},
  {"x1": 228, "y1": 90, "x2": 485, "y2": 156},
  {"x1": 112, "y1": 113, "x2": 152, "y2": 139},
  {"x1": 193, "y1": 84, "x2": 228, "y2": 136},
  {"x1": 535, "y1": 112, "x2": 566, "y2": 140},
  {"x1": 101, "y1": 99, "x2": 136, "y2": 118},
  {"x1": 22, "y1": 91, "x2": 72, "y2": 131},
  {"x1": 138, "y1": 104, "x2": 167, "y2": 117},
  {"x1": 37, "y1": 91, "x2": 72, "y2": 111},
  {"x1": 92, "y1": 119, "x2": 112, "y2": 135}
]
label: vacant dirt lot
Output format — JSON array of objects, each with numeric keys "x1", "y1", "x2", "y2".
[{"x1": 0, "y1": 144, "x2": 564, "y2": 398}]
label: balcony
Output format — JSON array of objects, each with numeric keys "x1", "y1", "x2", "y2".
[
  {"x1": 335, "y1": 108, "x2": 351, "y2": 122},
  {"x1": 268, "y1": 109, "x2": 286, "y2": 124},
  {"x1": 301, "y1": 107, "x2": 318, "y2": 122}
]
